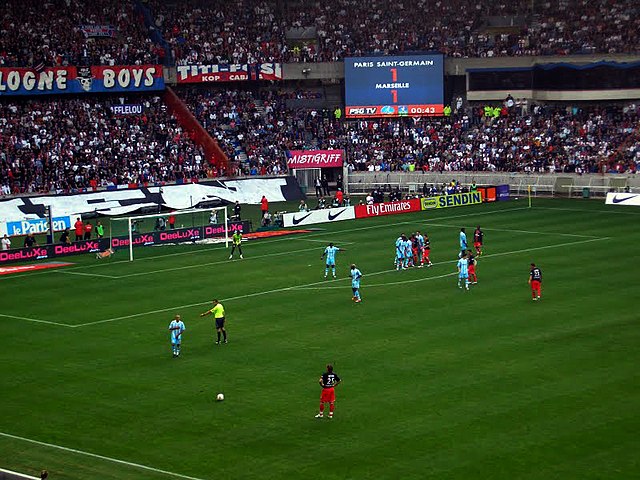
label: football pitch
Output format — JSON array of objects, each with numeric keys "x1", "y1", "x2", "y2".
[{"x1": 1, "y1": 198, "x2": 639, "y2": 480}]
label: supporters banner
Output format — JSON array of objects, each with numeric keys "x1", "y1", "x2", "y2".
[
  {"x1": 420, "y1": 192, "x2": 483, "y2": 209},
  {"x1": 176, "y1": 63, "x2": 283, "y2": 83},
  {"x1": 0, "y1": 65, "x2": 164, "y2": 96},
  {"x1": 286, "y1": 150, "x2": 344, "y2": 169},
  {"x1": 0, "y1": 177, "x2": 300, "y2": 224},
  {"x1": 81, "y1": 25, "x2": 117, "y2": 38},
  {"x1": 354, "y1": 199, "x2": 422, "y2": 218},
  {"x1": 605, "y1": 192, "x2": 640, "y2": 206},
  {"x1": 283, "y1": 207, "x2": 355, "y2": 227}
]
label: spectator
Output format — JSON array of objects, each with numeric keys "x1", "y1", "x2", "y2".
[
  {"x1": 1, "y1": 234, "x2": 11, "y2": 250},
  {"x1": 84, "y1": 222, "x2": 93, "y2": 240},
  {"x1": 168, "y1": 213, "x2": 176, "y2": 230},
  {"x1": 74, "y1": 217, "x2": 84, "y2": 241},
  {"x1": 60, "y1": 228, "x2": 71, "y2": 245},
  {"x1": 233, "y1": 201, "x2": 242, "y2": 220},
  {"x1": 95, "y1": 221, "x2": 105, "y2": 239},
  {"x1": 24, "y1": 233, "x2": 37, "y2": 248},
  {"x1": 260, "y1": 195, "x2": 269, "y2": 218}
]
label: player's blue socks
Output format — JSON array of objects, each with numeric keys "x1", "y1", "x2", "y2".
[
  {"x1": 332, "y1": 267, "x2": 336, "y2": 277},
  {"x1": 325, "y1": 267, "x2": 329, "y2": 277}
]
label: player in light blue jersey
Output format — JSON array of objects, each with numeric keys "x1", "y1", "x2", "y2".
[
  {"x1": 415, "y1": 231, "x2": 425, "y2": 267},
  {"x1": 395, "y1": 234, "x2": 404, "y2": 269},
  {"x1": 169, "y1": 314, "x2": 186, "y2": 357},
  {"x1": 321, "y1": 243, "x2": 343, "y2": 279},
  {"x1": 403, "y1": 237, "x2": 412, "y2": 268},
  {"x1": 350, "y1": 264, "x2": 363, "y2": 303},
  {"x1": 457, "y1": 252, "x2": 470, "y2": 290},
  {"x1": 395, "y1": 234, "x2": 407, "y2": 270},
  {"x1": 459, "y1": 228, "x2": 468, "y2": 258}
]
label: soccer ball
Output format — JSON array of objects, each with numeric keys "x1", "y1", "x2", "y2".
[{"x1": 216, "y1": 393, "x2": 225, "y2": 401}]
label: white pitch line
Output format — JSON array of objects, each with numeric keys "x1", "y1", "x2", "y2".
[
  {"x1": 291, "y1": 238, "x2": 355, "y2": 245},
  {"x1": 58, "y1": 205, "x2": 531, "y2": 274},
  {"x1": 0, "y1": 313, "x2": 72, "y2": 328},
  {"x1": 0, "y1": 469, "x2": 38, "y2": 480},
  {"x1": 422, "y1": 222, "x2": 601, "y2": 238},
  {"x1": 295, "y1": 271, "x2": 459, "y2": 290},
  {"x1": 75, "y1": 235, "x2": 608, "y2": 328},
  {"x1": 535, "y1": 206, "x2": 640, "y2": 215},
  {"x1": 85, "y1": 207, "x2": 533, "y2": 279},
  {"x1": 57, "y1": 271, "x2": 120, "y2": 279},
  {"x1": 0, "y1": 431, "x2": 208, "y2": 480},
  {"x1": 113, "y1": 246, "x2": 315, "y2": 279}
]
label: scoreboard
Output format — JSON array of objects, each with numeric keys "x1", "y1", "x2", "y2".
[{"x1": 344, "y1": 55, "x2": 444, "y2": 118}]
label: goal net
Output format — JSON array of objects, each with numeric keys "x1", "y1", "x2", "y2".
[{"x1": 110, "y1": 206, "x2": 229, "y2": 261}]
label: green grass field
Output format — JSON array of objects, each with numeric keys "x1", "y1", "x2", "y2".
[{"x1": 1, "y1": 198, "x2": 639, "y2": 480}]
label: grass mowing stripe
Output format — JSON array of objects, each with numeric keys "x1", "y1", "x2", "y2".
[{"x1": 0, "y1": 431, "x2": 208, "y2": 480}]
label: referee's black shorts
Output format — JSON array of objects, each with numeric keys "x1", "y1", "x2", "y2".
[{"x1": 215, "y1": 317, "x2": 225, "y2": 329}]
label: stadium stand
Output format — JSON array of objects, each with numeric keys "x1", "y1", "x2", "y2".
[
  {"x1": 0, "y1": 0, "x2": 163, "y2": 68},
  {"x1": 175, "y1": 87, "x2": 639, "y2": 176},
  {"x1": 0, "y1": 95, "x2": 207, "y2": 195}
]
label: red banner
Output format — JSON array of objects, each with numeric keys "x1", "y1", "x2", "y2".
[
  {"x1": 286, "y1": 150, "x2": 344, "y2": 169},
  {"x1": 176, "y1": 64, "x2": 282, "y2": 83},
  {"x1": 354, "y1": 199, "x2": 422, "y2": 218}
]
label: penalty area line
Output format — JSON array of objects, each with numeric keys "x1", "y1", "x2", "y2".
[
  {"x1": 0, "y1": 431, "x2": 207, "y2": 480},
  {"x1": 0, "y1": 313, "x2": 73, "y2": 328},
  {"x1": 76, "y1": 235, "x2": 608, "y2": 328},
  {"x1": 295, "y1": 271, "x2": 459, "y2": 290}
]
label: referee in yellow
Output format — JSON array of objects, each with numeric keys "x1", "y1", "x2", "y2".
[{"x1": 200, "y1": 299, "x2": 227, "y2": 345}]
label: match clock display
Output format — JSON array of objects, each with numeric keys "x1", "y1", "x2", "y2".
[{"x1": 344, "y1": 55, "x2": 444, "y2": 118}]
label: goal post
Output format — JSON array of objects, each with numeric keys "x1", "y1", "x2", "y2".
[{"x1": 110, "y1": 206, "x2": 229, "y2": 261}]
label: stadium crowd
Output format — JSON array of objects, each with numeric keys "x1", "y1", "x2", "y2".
[
  {"x1": 0, "y1": 0, "x2": 163, "y2": 68},
  {"x1": 177, "y1": 88, "x2": 639, "y2": 176},
  {"x1": 149, "y1": 0, "x2": 284, "y2": 65},
  {"x1": 280, "y1": 0, "x2": 640, "y2": 61},
  {"x1": 0, "y1": 0, "x2": 637, "y2": 69},
  {"x1": 1, "y1": 86, "x2": 637, "y2": 196},
  {"x1": 0, "y1": 95, "x2": 207, "y2": 195}
]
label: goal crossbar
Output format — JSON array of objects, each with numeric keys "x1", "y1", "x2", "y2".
[{"x1": 111, "y1": 206, "x2": 229, "y2": 261}]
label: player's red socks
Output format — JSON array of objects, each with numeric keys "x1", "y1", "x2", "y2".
[
  {"x1": 319, "y1": 404, "x2": 325, "y2": 413},
  {"x1": 329, "y1": 404, "x2": 335, "y2": 417}
]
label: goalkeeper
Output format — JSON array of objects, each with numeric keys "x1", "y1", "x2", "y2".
[{"x1": 229, "y1": 230, "x2": 244, "y2": 259}]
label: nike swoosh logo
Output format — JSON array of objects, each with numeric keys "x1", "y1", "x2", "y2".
[
  {"x1": 328, "y1": 209, "x2": 346, "y2": 221},
  {"x1": 612, "y1": 194, "x2": 636, "y2": 204},
  {"x1": 292, "y1": 212, "x2": 313, "y2": 225}
]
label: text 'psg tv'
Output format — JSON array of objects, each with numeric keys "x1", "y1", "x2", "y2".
[{"x1": 344, "y1": 54, "x2": 444, "y2": 118}]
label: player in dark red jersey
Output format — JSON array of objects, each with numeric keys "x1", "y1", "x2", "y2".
[
  {"x1": 467, "y1": 250, "x2": 478, "y2": 284},
  {"x1": 529, "y1": 263, "x2": 542, "y2": 300},
  {"x1": 315, "y1": 364, "x2": 341, "y2": 419},
  {"x1": 422, "y1": 233, "x2": 432, "y2": 267},
  {"x1": 473, "y1": 226, "x2": 484, "y2": 256}
]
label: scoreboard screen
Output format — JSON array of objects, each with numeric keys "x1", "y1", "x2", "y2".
[{"x1": 344, "y1": 55, "x2": 444, "y2": 118}]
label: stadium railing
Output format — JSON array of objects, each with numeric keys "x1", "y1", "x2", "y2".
[{"x1": 346, "y1": 172, "x2": 636, "y2": 197}]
